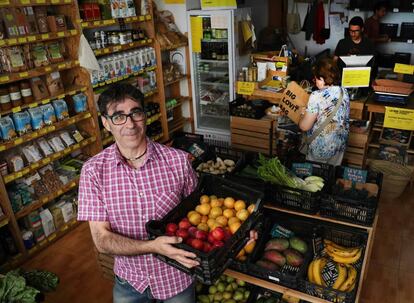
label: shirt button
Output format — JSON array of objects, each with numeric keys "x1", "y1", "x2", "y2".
[
  {"x1": 139, "y1": 192, "x2": 144, "y2": 197},
  {"x1": 142, "y1": 215, "x2": 146, "y2": 219}
]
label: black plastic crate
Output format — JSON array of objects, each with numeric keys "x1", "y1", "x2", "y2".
[
  {"x1": 320, "y1": 167, "x2": 383, "y2": 226},
  {"x1": 145, "y1": 175, "x2": 264, "y2": 285},
  {"x1": 235, "y1": 209, "x2": 314, "y2": 289},
  {"x1": 230, "y1": 97, "x2": 270, "y2": 120},
  {"x1": 193, "y1": 145, "x2": 244, "y2": 178},
  {"x1": 298, "y1": 219, "x2": 368, "y2": 303},
  {"x1": 266, "y1": 161, "x2": 335, "y2": 214},
  {"x1": 400, "y1": 22, "x2": 414, "y2": 40},
  {"x1": 245, "y1": 286, "x2": 283, "y2": 303},
  {"x1": 196, "y1": 277, "x2": 256, "y2": 302}
]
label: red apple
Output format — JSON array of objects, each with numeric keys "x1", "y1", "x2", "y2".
[
  {"x1": 178, "y1": 218, "x2": 191, "y2": 230},
  {"x1": 185, "y1": 237, "x2": 194, "y2": 246},
  {"x1": 203, "y1": 242, "x2": 213, "y2": 253},
  {"x1": 176, "y1": 228, "x2": 189, "y2": 240},
  {"x1": 223, "y1": 229, "x2": 232, "y2": 241},
  {"x1": 188, "y1": 226, "x2": 198, "y2": 238},
  {"x1": 166, "y1": 223, "x2": 178, "y2": 234},
  {"x1": 165, "y1": 231, "x2": 175, "y2": 236},
  {"x1": 195, "y1": 230, "x2": 208, "y2": 241},
  {"x1": 211, "y1": 227, "x2": 225, "y2": 241},
  {"x1": 207, "y1": 233, "x2": 216, "y2": 244},
  {"x1": 191, "y1": 238, "x2": 204, "y2": 251},
  {"x1": 213, "y1": 240, "x2": 224, "y2": 249}
]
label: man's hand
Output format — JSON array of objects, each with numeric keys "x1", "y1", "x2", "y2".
[
  {"x1": 247, "y1": 230, "x2": 258, "y2": 246},
  {"x1": 152, "y1": 236, "x2": 200, "y2": 269}
]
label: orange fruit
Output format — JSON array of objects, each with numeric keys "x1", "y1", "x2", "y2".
[
  {"x1": 210, "y1": 199, "x2": 223, "y2": 208},
  {"x1": 187, "y1": 210, "x2": 198, "y2": 219},
  {"x1": 237, "y1": 255, "x2": 247, "y2": 262},
  {"x1": 228, "y1": 217, "x2": 241, "y2": 226},
  {"x1": 234, "y1": 200, "x2": 246, "y2": 211},
  {"x1": 244, "y1": 240, "x2": 256, "y2": 254},
  {"x1": 218, "y1": 197, "x2": 225, "y2": 203},
  {"x1": 188, "y1": 212, "x2": 201, "y2": 226},
  {"x1": 247, "y1": 204, "x2": 255, "y2": 214},
  {"x1": 207, "y1": 218, "x2": 216, "y2": 230},
  {"x1": 215, "y1": 215, "x2": 228, "y2": 227},
  {"x1": 197, "y1": 222, "x2": 209, "y2": 232},
  {"x1": 236, "y1": 209, "x2": 249, "y2": 221},
  {"x1": 198, "y1": 203, "x2": 211, "y2": 216},
  {"x1": 223, "y1": 197, "x2": 235, "y2": 209},
  {"x1": 209, "y1": 207, "x2": 222, "y2": 219},
  {"x1": 229, "y1": 222, "x2": 242, "y2": 234},
  {"x1": 236, "y1": 248, "x2": 245, "y2": 259},
  {"x1": 201, "y1": 215, "x2": 209, "y2": 223},
  {"x1": 209, "y1": 195, "x2": 217, "y2": 200},
  {"x1": 200, "y1": 195, "x2": 210, "y2": 204},
  {"x1": 223, "y1": 209, "x2": 235, "y2": 219}
]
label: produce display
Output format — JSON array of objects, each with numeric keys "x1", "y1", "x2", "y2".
[
  {"x1": 331, "y1": 179, "x2": 378, "y2": 203},
  {"x1": 307, "y1": 239, "x2": 362, "y2": 292},
  {"x1": 257, "y1": 155, "x2": 325, "y2": 192},
  {"x1": 196, "y1": 275, "x2": 251, "y2": 303},
  {"x1": 164, "y1": 195, "x2": 255, "y2": 252},
  {"x1": 196, "y1": 158, "x2": 236, "y2": 175}
]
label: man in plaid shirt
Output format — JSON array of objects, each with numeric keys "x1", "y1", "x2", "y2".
[{"x1": 78, "y1": 83, "x2": 199, "y2": 302}]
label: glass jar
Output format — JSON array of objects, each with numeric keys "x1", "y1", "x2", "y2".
[
  {"x1": 20, "y1": 81, "x2": 34, "y2": 104},
  {"x1": 8, "y1": 84, "x2": 23, "y2": 107},
  {"x1": 0, "y1": 87, "x2": 12, "y2": 111}
]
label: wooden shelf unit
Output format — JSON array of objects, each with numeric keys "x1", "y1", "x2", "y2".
[{"x1": 0, "y1": 0, "x2": 102, "y2": 269}]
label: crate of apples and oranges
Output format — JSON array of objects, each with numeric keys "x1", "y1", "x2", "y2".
[{"x1": 145, "y1": 175, "x2": 264, "y2": 285}]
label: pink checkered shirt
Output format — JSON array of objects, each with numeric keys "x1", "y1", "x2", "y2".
[{"x1": 77, "y1": 138, "x2": 198, "y2": 300}]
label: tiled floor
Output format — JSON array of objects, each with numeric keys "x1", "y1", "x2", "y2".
[{"x1": 22, "y1": 188, "x2": 414, "y2": 303}]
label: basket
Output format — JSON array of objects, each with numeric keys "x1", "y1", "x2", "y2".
[
  {"x1": 145, "y1": 175, "x2": 264, "y2": 285},
  {"x1": 266, "y1": 161, "x2": 335, "y2": 214},
  {"x1": 319, "y1": 167, "x2": 383, "y2": 226},
  {"x1": 234, "y1": 208, "x2": 314, "y2": 289},
  {"x1": 298, "y1": 220, "x2": 368, "y2": 303},
  {"x1": 372, "y1": 79, "x2": 414, "y2": 96},
  {"x1": 369, "y1": 160, "x2": 413, "y2": 199}
]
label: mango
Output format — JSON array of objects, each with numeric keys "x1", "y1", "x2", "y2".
[
  {"x1": 284, "y1": 248, "x2": 304, "y2": 267},
  {"x1": 263, "y1": 249, "x2": 286, "y2": 267},
  {"x1": 265, "y1": 238, "x2": 289, "y2": 252},
  {"x1": 255, "y1": 259, "x2": 280, "y2": 271},
  {"x1": 289, "y1": 237, "x2": 308, "y2": 254}
]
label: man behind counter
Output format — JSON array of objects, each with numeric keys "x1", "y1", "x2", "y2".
[
  {"x1": 334, "y1": 16, "x2": 376, "y2": 60},
  {"x1": 365, "y1": 1, "x2": 390, "y2": 43}
]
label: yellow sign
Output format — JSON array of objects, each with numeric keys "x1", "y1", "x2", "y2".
[
  {"x1": 165, "y1": 0, "x2": 185, "y2": 3},
  {"x1": 190, "y1": 16, "x2": 202, "y2": 53},
  {"x1": 384, "y1": 107, "x2": 414, "y2": 131},
  {"x1": 201, "y1": 0, "x2": 237, "y2": 8},
  {"x1": 341, "y1": 67, "x2": 371, "y2": 88},
  {"x1": 237, "y1": 81, "x2": 255, "y2": 95},
  {"x1": 394, "y1": 63, "x2": 414, "y2": 75}
]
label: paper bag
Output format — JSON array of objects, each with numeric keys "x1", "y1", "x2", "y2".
[{"x1": 279, "y1": 81, "x2": 310, "y2": 124}]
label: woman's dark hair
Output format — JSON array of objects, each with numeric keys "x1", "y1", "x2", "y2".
[
  {"x1": 98, "y1": 83, "x2": 144, "y2": 115},
  {"x1": 313, "y1": 58, "x2": 340, "y2": 86},
  {"x1": 349, "y1": 16, "x2": 364, "y2": 28}
]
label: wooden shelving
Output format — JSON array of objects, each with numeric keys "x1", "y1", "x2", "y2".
[
  {"x1": 94, "y1": 39, "x2": 153, "y2": 56},
  {"x1": 161, "y1": 41, "x2": 188, "y2": 51},
  {"x1": 92, "y1": 66, "x2": 157, "y2": 89},
  {"x1": 164, "y1": 74, "x2": 188, "y2": 87},
  {"x1": 0, "y1": 30, "x2": 78, "y2": 47},
  {"x1": 0, "y1": 0, "x2": 72, "y2": 7},
  {"x1": 0, "y1": 60, "x2": 80, "y2": 85},
  {"x1": 81, "y1": 15, "x2": 152, "y2": 29}
]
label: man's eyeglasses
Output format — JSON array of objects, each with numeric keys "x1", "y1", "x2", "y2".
[
  {"x1": 349, "y1": 29, "x2": 361, "y2": 33},
  {"x1": 105, "y1": 108, "x2": 146, "y2": 125}
]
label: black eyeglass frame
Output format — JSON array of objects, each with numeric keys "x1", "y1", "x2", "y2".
[{"x1": 105, "y1": 108, "x2": 146, "y2": 125}]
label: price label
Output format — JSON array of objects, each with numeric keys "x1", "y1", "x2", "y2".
[
  {"x1": 104, "y1": 48, "x2": 109, "y2": 53},
  {"x1": 74, "y1": 143, "x2": 80, "y2": 149},
  {"x1": 114, "y1": 46, "x2": 120, "y2": 51},
  {"x1": 48, "y1": 234, "x2": 56, "y2": 241},
  {"x1": 70, "y1": 29, "x2": 77, "y2": 35},
  {"x1": 70, "y1": 182, "x2": 76, "y2": 187},
  {"x1": 95, "y1": 50, "x2": 102, "y2": 55},
  {"x1": 0, "y1": 0, "x2": 10, "y2": 5},
  {"x1": 145, "y1": 15, "x2": 151, "y2": 20},
  {"x1": 16, "y1": 172, "x2": 22, "y2": 178},
  {"x1": 45, "y1": 67, "x2": 52, "y2": 72},
  {"x1": 125, "y1": 17, "x2": 131, "y2": 22},
  {"x1": 343, "y1": 167, "x2": 367, "y2": 183},
  {"x1": 394, "y1": 63, "x2": 414, "y2": 75},
  {"x1": 36, "y1": 0, "x2": 46, "y2": 3},
  {"x1": 12, "y1": 106, "x2": 21, "y2": 113},
  {"x1": 18, "y1": 37, "x2": 26, "y2": 43},
  {"x1": 75, "y1": 60, "x2": 80, "y2": 65},
  {"x1": 58, "y1": 94, "x2": 65, "y2": 99},
  {"x1": 57, "y1": 190, "x2": 63, "y2": 196},
  {"x1": 0, "y1": 40, "x2": 5, "y2": 46},
  {"x1": 93, "y1": 21, "x2": 101, "y2": 26},
  {"x1": 8, "y1": 38, "x2": 17, "y2": 45},
  {"x1": 147, "y1": 39, "x2": 152, "y2": 43},
  {"x1": 49, "y1": 125, "x2": 56, "y2": 131},
  {"x1": 41, "y1": 197, "x2": 48, "y2": 203},
  {"x1": 51, "y1": 0, "x2": 59, "y2": 3},
  {"x1": 39, "y1": 129, "x2": 47, "y2": 135},
  {"x1": 58, "y1": 63, "x2": 66, "y2": 69},
  {"x1": 0, "y1": 76, "x2": 10, "y2": 83},
  {"x1": 103, "y1": 20, "x2": 114, "y2": 25},
  {"x1": 237, "y1": 81, "x2": 255, "y2": 95},
  {"x1": 19, "y1": 72, "x2": 29, "y2": 78},
  {"x1": 22, "y1": 168, "x2": 30, "y2": 175},
  {"x1": 139, "y1": 16, "x2": 145, "y2": 21},
  {"x1": 57, "y1": 32, "x2": 65, "y2": 37},
  {"x1": 41, "y1": 99, "x2": 50, "y2": 104},
  {"x1": 0, "y1": 145, "x2": 5, "y2": 151},
  {"x1": 41, "y1": 34, "x2": 49, "y2": 40},
  {"x1": 62, "y1": 225, "x2": 68, "y2": 231},
  {"x1": 4, "y1": 175, "x2": 13, "y2": 183},
  {"x1": 27, "y1": 36, "x2": 36, "y2": 42},
  {"x1": 39, "y1": 240, "x2": 47, "y2": 246},
  {"x1": 42, "y1": 158, "x2": 51, "y2": 164},
  {"x1": 31, "y1": 163, "x2": 39, "y2": 169},
  {"x1": 29, "y1": 246, "x2": 39, "y2": 254},
  {"x1": 15, "y1": 138, "x2": 23, "y2": 145},
  {"x1": 29, "y1": 102, "x2": 38, "y2": 108},
  {"x1": 85, "y1": 113, "x2": 91, "y2": 118},
  {"x1": 64, "y1": 0, "x2": 71, "y2": 3}
]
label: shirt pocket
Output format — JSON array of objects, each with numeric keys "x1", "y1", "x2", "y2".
[{"x1": 155, "y1": 190, "x2": 181, "y2": 220}]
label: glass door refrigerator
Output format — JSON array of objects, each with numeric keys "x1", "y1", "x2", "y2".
[{"x1": 187, "y1": 8, "x2": 251, "y2": 143}]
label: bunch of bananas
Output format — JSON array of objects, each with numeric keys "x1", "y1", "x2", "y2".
[{"x1": 307, "y1": 240, "x2": 362, "y2": 293}]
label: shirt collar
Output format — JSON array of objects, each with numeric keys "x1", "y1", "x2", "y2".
[{"x1": 111, "y1": 137, "x2": 156, "y2": 167}]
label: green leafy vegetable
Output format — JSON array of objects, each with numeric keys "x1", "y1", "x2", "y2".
[
  {"x1": 22, "y1": 270, "x2": 59, "y2": 293},
  {"x1": 0, "y1": 270, "x2": 39, "y2": 303},
  {"x1": 257, "y1": 154, "x2": 299, "y2": 188}
]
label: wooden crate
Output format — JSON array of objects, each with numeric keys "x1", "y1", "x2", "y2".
[
  {"x1": 344, "y1": 130, "x2": 369, "y2": 167},
  {"x1": 231, "y1": 116, "x2": 276, "y2": 155},
  {"x1": 350, "y1": 99, "x2": 366, "y2": 120}
]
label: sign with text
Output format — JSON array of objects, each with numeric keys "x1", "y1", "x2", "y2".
[
  {"x1": 343, "y1": 167, "x2": 368, "y2": 183},
  {"x1": 384, "y1": 107, "x2": 414, "y2": 131},
  {"x1": 394, "y1": 63, "x2": 414, "y2": 75},
  {"x1": 292, "y1": 162, "x2": 313, "y2": 178},
  {"x1": 190, "y1": 17, "x2": 202, "y2": 53},
  {"x1": 341, "y1": 67, "x2": 371, "y2": 88},
  {"x1": 237, "y1": 81, "x2": 255, "y2": 95},
  {"x1": 279, "y1": 81, "x2": 310, "y2": 124},
  {"x1": 201, "y1": 0, "x2": 237, "y2": 9}
]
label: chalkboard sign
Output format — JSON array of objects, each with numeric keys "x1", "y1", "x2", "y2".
[
  {"x1": 292, "y1": 162, "x2": 313, "y2": 177},
  {"x1": 343, "y1": 167, "x2": 368, "y2": 183}
]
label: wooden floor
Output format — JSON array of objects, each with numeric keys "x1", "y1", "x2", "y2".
[{"x1": 22, "y1": 188, "x2": 414, "y2": 303}]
